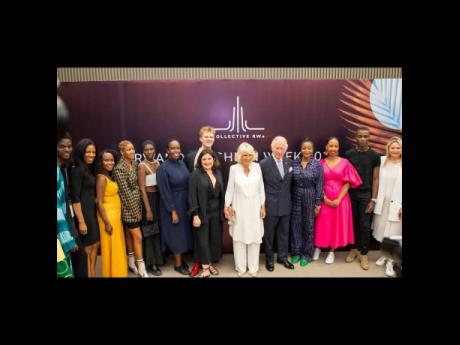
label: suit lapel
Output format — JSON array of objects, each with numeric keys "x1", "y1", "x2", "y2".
[{"x1": 283, "y1": 158, "x2": 289, "y2": 179}]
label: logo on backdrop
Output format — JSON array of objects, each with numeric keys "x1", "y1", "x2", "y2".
[{"x1": 215, "y1": 96, "x2": 265, "y2": 139}]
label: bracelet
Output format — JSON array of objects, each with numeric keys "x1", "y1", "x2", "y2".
[{"x1": 370, "y1": 198, "x2": 377, "y2": 203}]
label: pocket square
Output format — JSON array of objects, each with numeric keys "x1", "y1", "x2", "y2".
[{"x1": 289, "y1": 167, "x2": 293, "y2": 172}]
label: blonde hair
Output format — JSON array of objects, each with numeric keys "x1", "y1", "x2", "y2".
[
  {"x1": 199, "y1": 126, "x2": 216, "y2": 138},
  {"x1": 271, "y1": 136, "x2": 288, "y2": 150},
  {"x1": 235, "y1": 142, "x2": 257, "y2": 164},
  {"x1": 118, "y1": 140, "x2": 133, "y2": 156},
  {"x1": 384, "y1": 136, "x2": 402, "y2": 165}
]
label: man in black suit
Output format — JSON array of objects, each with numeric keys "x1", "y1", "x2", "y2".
[
  {"x1": 184, "y1": 126, "x2": 228, "y2": 276},
  {"x1": 259, "y1": 136, "x2": 294, "y2": 271}
]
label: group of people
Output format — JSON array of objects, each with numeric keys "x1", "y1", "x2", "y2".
[{"x1": 57, "y1": 125, "x2": 402, "y2": 278}]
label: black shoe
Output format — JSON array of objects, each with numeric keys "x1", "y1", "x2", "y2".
[
  {"x1": 149, "y1": 265, "x2": 162, "y2": 276},
  {"x1": 265, "y1": 261, "x2": 274, "y2": 272},
  {"x1": 182, "y1": 260, "x2": 189, "y2": 270},
  {"x1": 174, "y1": 264, "x2": 190, "y2": 276},
  {"x1": 277, "y1": 258, "x2": 294, "y2": 269}
]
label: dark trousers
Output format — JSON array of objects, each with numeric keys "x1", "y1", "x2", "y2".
[
  {"x1": 350, "y1": 191, "x2": 372, "y2": 255},
  {"x1": 142, "y1": 192, "x2": 164, "y2": 267},
  {"x1": 263, "y1": 215, "x2": 290, "y2": 262},
  {"x1": 70, "y1": 236, "x2": 88, "y2": 278},
  {"x1": 193, "y1": 212, "x2": 222, "y2": 264}
]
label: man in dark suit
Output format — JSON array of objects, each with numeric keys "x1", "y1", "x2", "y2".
[
  {"x1": 184, "y1": 126, "x2": 228, "y2": 276},
  {"x1": 259, "y1": 136, "x2": 294, "y2": 271}
]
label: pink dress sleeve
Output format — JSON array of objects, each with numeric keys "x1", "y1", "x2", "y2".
[{"x1": 342, "y1": 159, "x2": 363, "y2": 188}]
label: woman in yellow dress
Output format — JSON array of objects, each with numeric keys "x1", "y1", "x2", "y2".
[{"x1": 95, "y1": 149, "x2": 128, "y2": 277}]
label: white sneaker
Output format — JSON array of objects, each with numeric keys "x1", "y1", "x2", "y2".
[
  {"x1": 325, "y1": 251, "x2": 335, "y2": 264},
  {"x1": 313, "y1": 247, "x2": 321, "y2": 261},
  {"x1": 376, "y1": 256, "x2": 387, "y2": 266},
  {"x1": 237, "y1": 270, "x2": 246, "y2": 277},
  {"x1": 385, "y1": 260, "x2": 396, "y2": 277},
  {"x1": 248, "y1": 272, "x2": 257, "y2": 277}
]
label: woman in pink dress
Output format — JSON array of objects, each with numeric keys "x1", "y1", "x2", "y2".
[{"x1": 313, "y1": 137, "x2": 362, "y2": 264}]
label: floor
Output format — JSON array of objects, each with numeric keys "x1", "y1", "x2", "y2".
[{"x1": 95, "y1": 250, "x2": 394, "y2": 278}]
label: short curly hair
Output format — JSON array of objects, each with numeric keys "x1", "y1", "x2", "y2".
[{"x1": 235, "y1": 142, "x2": 257, "y2": 164}]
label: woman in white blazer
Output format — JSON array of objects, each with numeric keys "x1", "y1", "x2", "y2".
[
  {"x1": 372, "y1": 137, "x2": 402, "y2": 277},
  {"x1": 225, "y1": 142, "x2": 266, "y2": 277}
]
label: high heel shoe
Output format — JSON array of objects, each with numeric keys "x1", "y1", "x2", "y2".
[
  {"x1": 137, "y1": 260, "x2": 149, "y2": 278},
  {"x1": 128, "y1": 253, "x2": 138, "y2": 275},
  {"x1": 128, "y1": 265, "x2": 139, "y2": 275},
  {"x1": 190, "y1": 262, "x2": 201, "y2": 277},
  {"x1": 196, "y1": 268, "x2": 211, "y2": 278},
  {"x1": 209, "y1": 265, "x2": 219, "y2": 276}
]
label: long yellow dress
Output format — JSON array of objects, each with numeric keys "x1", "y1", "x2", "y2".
[{"x1": 97, "y1": 176, "x2": 128, "y2": 277}]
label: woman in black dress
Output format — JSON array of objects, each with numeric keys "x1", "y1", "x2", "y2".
[
  {"x1": 70, "y1": 138, "x2": 100, "y2": 277},
  {"x1": 137, "y1": 140, "x2": 164, "y2": 276},
  {"x1": 188, "y1": 149, "x2": 224, "y2": 277}
]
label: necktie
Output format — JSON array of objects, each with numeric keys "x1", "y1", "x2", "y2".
[{"x1": 277, "y1": 159, "x2": 284, "y2": 178}]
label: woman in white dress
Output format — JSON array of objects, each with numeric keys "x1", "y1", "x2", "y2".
[
  {"x1": 225, "y1": 142, "x2": 266, "y2": 277},
  {"x1": 372, "y1": 136, "x2": 402, "y2": 277}
]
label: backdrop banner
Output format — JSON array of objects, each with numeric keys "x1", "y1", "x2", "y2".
[{"x1": 59, "y1": 79, "x2": 402, "y2": 252}]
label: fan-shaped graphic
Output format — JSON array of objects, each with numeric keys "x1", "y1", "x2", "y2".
[
  {"x1": 339, "y1": 79, "x2": 402, "y2": 154},
  {"x1": 370, "y1": 79, "x2": 402, "y2": 130}
]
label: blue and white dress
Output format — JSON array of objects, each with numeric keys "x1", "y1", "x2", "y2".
[{"x1": 290, "y1": 158, "x2": 324, "y2": 260}]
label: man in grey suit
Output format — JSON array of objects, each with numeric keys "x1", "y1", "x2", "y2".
[{"x1": 259, "y1": 136, "x2": 295, "y2": 271}]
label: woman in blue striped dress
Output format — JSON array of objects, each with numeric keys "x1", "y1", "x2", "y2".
[{"x1": 290, "y1": 138, "x2": 324, "y2": 266}]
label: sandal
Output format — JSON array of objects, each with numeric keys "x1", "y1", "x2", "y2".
[
  {"x1": 197, "y1": 267, "x2": 211, "y2": 278},
  {"x1": 209, "y1": 265, "x2": 219, "y2": 276}
]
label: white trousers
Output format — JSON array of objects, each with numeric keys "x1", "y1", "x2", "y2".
[{"x1": 233, "y1": 241, "x2": 260, "y2": 274}]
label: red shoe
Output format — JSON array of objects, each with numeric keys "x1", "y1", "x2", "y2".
[{"x1": 190, "y1": 262, "x2": 201, "y2": 277}]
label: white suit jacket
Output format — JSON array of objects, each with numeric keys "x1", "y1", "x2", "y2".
[{"x1": 374, "y1": 156, "x2": 402, "y2": 222}]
